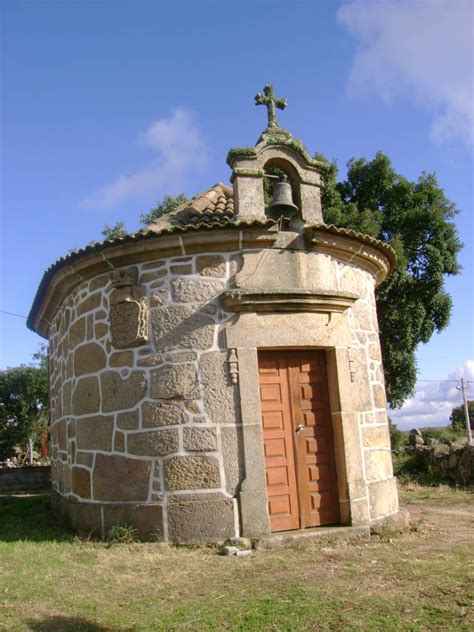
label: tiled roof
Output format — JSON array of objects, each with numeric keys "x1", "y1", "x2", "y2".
[
  {"x1": 27, "y1": 183, "x2": 398, "y2": 280},
  {"x1": 27, "y1": 182, "x2": 396, "y2": 333},
  {"x1": 139, "y1": 183, "x2": 395, "y2": 265},
  {"x1": 143, "y1": 183, "x2": 234, "y2": 232}
]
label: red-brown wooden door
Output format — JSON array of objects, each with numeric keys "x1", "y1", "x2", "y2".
[{"x1": 258, "y1": 350, "x2": 340, "y2": 532}]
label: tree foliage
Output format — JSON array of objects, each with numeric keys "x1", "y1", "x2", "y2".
[
  {"x1": 320, "y1": 152, "x2": 462, "y2": 407},
  {"x1": 388, "y1": 417, "x2": 405, "y2": 451},
  {"x1": 140, "y1": 193, "x2": 188, "y2": 225},
  {"x1": 102, "y1": 221, "x2": 128, "y2": 240},
  {"x1": 450, "y1": 400, "x2": 474, "y2": 431},
  {"x1": 263, "y1": 165, "x2": 286, "y2": 207},
  {"x1": 0, "y1": 346, "x2": 49, "y2": 460},
  {"x1": 99, "y1": 194, "x2": 189, "y2": 243}
]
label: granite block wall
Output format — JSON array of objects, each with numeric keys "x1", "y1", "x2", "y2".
[{"x1": 48, "y1": 246, "x2": 397, "y2": 541}]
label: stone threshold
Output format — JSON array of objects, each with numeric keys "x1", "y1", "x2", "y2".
[{"x1": 254, "y1": 524, "x2": 370, "y2": 550}]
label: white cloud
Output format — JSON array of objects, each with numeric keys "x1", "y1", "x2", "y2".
[
  {"x1": 338, "y1": 0, "x2": 474, "y2": 145},
  {"x1": 82, "y1": 109, "x2": 208, "y2": 210},
  {"x1": 390, "y1": 360, "x2": 474, "y2": 430}
]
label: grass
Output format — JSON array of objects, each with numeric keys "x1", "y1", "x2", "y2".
[
  {"x1": 400, "y1": 481, "x2": 474, "y2": 505},
  {"x1": 0, "y1": 486, "x2": 473, "y2": 631}
]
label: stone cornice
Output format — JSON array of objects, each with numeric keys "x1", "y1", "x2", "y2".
[
  {"x1": 28, "y1": 222, "x2": 394, "y2": 339},
  {"x1": 222, "y1": 289, "x2": 358, "y2": 313},
  {"x1": 226, "y1": 129, "x2": 329, "y2": 174},
  {"x1": 28, "y1": 226, "x2": 278, "y2": 338},
  {"x1": 309, "y1": 226, "x2": 394, "y2": 284}
]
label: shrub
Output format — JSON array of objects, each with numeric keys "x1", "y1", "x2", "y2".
[
  {"x1": 392, "y1": 451, "x2": 442, "y2": 486},
  {"x1": 421, "y1": 426, "x2": 467, "y2": 445},
  {"x1": 107, "y1": 524, "x2": 138, "y2": 545},
  {"x1": 450, "y1": 401, "x2": 473, "y2": 432},
  {"x1": 388, "y1": 418, "x2": 405, "y2": 451}
]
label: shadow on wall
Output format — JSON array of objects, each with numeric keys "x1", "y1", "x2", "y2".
[{"x1": 27, "y1": 617, "x2": 130, "y2": 631}]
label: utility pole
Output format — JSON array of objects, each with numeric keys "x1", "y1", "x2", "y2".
[{"x1": 457, "y1": 378, "x2": 472, "y2": 445}]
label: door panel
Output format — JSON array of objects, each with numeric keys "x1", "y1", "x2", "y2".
[
  {"x1": 288, "y1": 350, "x2": 340, "y2": 528},
  {"x1": 259, "y1": 351, "x2": 300, "y2": 532},
  {"x1": 258, "y1": 350, "x2": 340, "y2": 532}
]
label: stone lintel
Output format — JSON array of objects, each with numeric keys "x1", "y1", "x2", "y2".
[
  {"x1": 227, "y1": 143, "x2": 322, "y2": 178},
  {"x1": 222, "y1": 289, "x2": 357, "y2": 313},
  {"x1": 230, "y1": 167, "x2": 265, "y2": 182}
]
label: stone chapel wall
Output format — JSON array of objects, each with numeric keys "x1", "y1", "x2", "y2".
[
  {"x1": 339, "y1": 262, "x2": 398, "y2": 521},
  {"x1": 48, "y1": 251, "x2": 244, "y2": 541},
  {"x1": 48, "y1": 242, "x2": 397, "y2": 540}
]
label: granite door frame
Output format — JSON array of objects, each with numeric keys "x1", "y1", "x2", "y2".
[{"x1": 225, "y1": 311, "x2": 368, "y2": 538}]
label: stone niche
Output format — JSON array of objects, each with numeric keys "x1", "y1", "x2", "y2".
[{"x1": 28, "y1": 124, "x2": 403, "y2": 543}]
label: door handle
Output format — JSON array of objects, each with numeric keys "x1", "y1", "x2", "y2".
[{"x1": 296, "y1": 424, "x2": 305, "y2": 433}]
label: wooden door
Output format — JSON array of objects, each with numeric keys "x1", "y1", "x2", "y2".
[
  {"x1": 258, "y1": 351, "x2": 300, "y2": 532},
  {"x1": 258, "y1": 350, "x2": 340, "y2": 532}
]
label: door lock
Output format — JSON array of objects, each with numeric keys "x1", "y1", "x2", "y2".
[{"x1": 296, "y1": 424, "x2": 305, "y2": 433}]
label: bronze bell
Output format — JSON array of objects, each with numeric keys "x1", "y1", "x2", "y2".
[{"x1": 267, "y1": 174, "x2": 299, "y2": 220}]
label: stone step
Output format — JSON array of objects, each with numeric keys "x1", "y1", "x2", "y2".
[{"x1": 254, "y1": 525, "x2": 370, "y2": 550}]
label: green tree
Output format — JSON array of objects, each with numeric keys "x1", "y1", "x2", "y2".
[
  {"x1": 140, "y1": 193, "x2": 188, "y2": 225},
  {"x1": 102, "y1": 221, "x2": 127, "y2": 240},
  {"x1": 320, "y1": 152, "x2": 462, "y2": 407},
  {"x1": 99, "y1": 194, "x2": 189, "y2": 242},
  {"x1": 0, "y1": 346, "x2": 49, "y2": 461},
  {"x1": 388, "y1": 417, "x2": 405, "y2": 451},
  {"x1": 450, "y1": 401, "x2": 473, "y2": 431}
]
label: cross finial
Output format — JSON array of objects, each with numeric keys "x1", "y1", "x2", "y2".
[{"x1": 255, "y1": 85, "x2": 287, "y2": 129}]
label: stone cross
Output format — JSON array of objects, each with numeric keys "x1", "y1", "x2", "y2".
[{"x1": 255, "y1": 85, "x2": 287, "y2": 129}]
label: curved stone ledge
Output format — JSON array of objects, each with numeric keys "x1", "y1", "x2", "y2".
[
  {"x1": 28, "y1": 224, "x2": 393, "y2": 339},
  {"x1": 311, "y1": 228, "x2": 393, "y2": 283},
  {"x1": 222, "y1": 288, "x2": 358, "y2": 313},
  {"x1": 28, "y1": 227, "x2": 278, "y2": 338}
]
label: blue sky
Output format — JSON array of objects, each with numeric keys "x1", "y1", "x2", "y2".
[{"x1": 1, "y1": 0, "x2": 473, "y2": 429}]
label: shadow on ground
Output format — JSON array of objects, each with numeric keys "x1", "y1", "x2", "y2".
[
  {"x1": 27, "y1": 616, "x2": 130, "y2": 631},
  {"x1": 0, "y1": 494, "x2": 72, "y2": 542}
]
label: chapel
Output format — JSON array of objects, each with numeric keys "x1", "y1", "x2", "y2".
[{"x1": 28, "y1": 86, "x2": 402, "y2": 542}]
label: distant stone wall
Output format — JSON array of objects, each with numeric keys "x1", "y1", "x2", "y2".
[
  {"x1": 408, "y1": 431, "x2": 473, "y2": 485},
  {"x1": 0, "y1": 466, "x2": 51, "y2": 494}
]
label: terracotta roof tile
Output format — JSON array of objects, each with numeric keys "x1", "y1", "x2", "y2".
[
  {"x1": 143, "y1": 183, "x2": 234, "y2": 232},
  {"x1": 28, "y1": 183, "x2": 396, "y2": 333}
]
